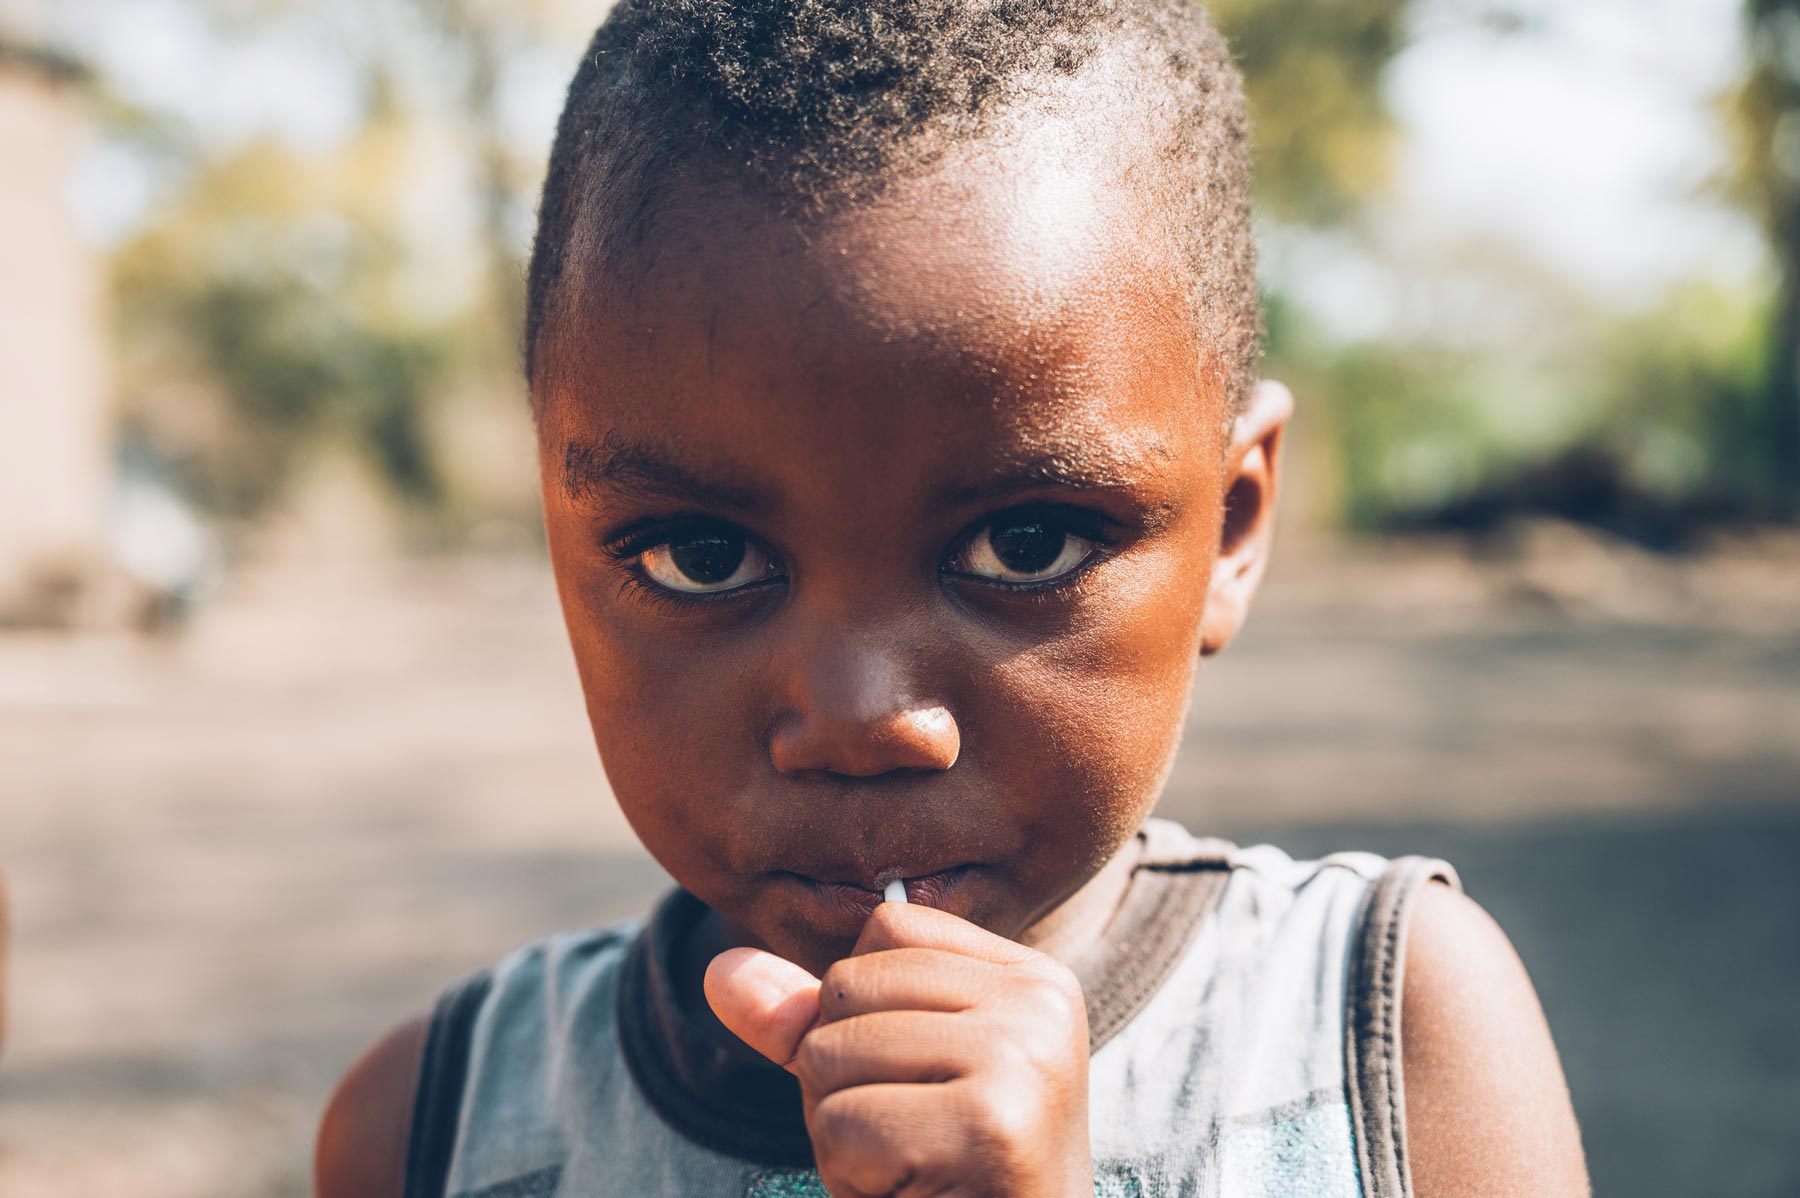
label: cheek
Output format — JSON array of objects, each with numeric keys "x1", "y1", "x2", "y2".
[
  {"x1": 986, "y1": 626, "x2": 1198, "y2": 800},
  {"x1": 548, "y1": 535, "x2": 765, "y2": 876},
  {"x1": 572, "y1": 631, "x2": 768, "y2": 896},
  {"x1": 973, "y1": 540, "x2": 1212, "y2": 841}
]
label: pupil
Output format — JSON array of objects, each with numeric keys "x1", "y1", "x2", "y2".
[
  {"x1": 990, "y1": 521, "x2": 1064, "y2": 575},
  {"x1": 670, "y1": 533, "x2": 746, "y2": 584}
]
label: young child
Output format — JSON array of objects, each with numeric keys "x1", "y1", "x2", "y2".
[{"x1": 317, "y1": 2, "x2": 1589, "y2": 1195}]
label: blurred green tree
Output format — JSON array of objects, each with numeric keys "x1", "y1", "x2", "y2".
[
  {"x1": 101, "y1": 0, "x2": 602, "y2": 531},
  {"x1": 112, "y1": 95, "x2": 456, "y2": 517},
  {"x1": 1210, "y1": 0, "x2": 1411, "y2": 224},
  {"x1": 1727, "y1": 0, "x2": 1800, "y2": 507}
]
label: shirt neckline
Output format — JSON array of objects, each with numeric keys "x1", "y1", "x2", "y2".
[{"x1": 614, "y1": 819, "x2": 1234, "y2": 1167}]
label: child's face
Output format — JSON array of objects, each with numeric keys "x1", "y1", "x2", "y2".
[{"x1": 537, "y1": 144, "x2": 1283, "y2": 975}]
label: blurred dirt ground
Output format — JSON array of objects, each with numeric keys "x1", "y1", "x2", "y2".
[{"x1": 2, "y1": 530, "x2": 1797, "y2": 1197}]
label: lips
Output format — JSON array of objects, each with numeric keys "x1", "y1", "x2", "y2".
[{"x1": 789, "y1": 865, "x2": 971, "y2": 922}]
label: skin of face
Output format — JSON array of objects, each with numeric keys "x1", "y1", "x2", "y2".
[{"x1": 535, "y1": 129, "x2": 1286, "y2": 983}]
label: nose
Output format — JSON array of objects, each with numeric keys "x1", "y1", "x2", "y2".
[{"x1": 768, "y1": 638, "x2": 960, "y2": 779}]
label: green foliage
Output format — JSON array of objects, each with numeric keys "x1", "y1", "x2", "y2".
[
  {"x1": 1720, "y1": 0, "x2": 1800, "y2": 503},
  {"x1": 1236, "y1": 1, "x2": 1788, "y2": 532},
  {"x1": 1210, "y1": 0, "x2": 1410, "y2": 223},
  {"x1": 1264, "y1": 294, "x2": 1490, "y2": 529},
  {"x1": 1727, "y1": 0, "x2": 1800, "y2": 230},
  {"x1": 1271, "y1": 280, "x2": 1780, "y2": 534},
  {"x1": 174, "y1": 274, "x2": 447, "y2": 508},
  {"x1": 113, "y1": 134, "x2": 459, "y2": 518},
  {"x1": 1585, "y1": 283, "x2": 1777, "y2": 505}
]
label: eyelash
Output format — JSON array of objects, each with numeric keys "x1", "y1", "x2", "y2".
[
  {"x1": 600, "y1": 517, "x2": 781, "y2": 611},
  {"x1": 941, "y1": 505, "x2": 1119, "y2": 591},
  {"x1": 599, "y1": 505, "x2": 1121, "y2": 608},
  {"x1": 612, "y1": 569, "x2": 725, "y2": 612},
  {"x1": 601, "y1": 517, "x2": 725, "y2": 563}
]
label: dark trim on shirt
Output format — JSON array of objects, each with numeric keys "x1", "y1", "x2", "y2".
[
  {"x1": 618, "y1": 887, "x2": 818, "y2": 1166},
  {"x1": 406, "y1": 968, "x2": 495, "y2": 1198},
  {"x1": 1344, "y1": 856, "x2": 1455, "y2": 1198}
]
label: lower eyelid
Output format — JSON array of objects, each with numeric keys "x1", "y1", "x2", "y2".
[
  {"x1": 625, "y1": 555, "x2": 786, "y2": 600},
  {"x1": 946, "y1": 543, "x2": 1107, "y2": 589}
]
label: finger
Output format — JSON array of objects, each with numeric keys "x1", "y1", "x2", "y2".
[
  {"x1": 795, "y1": 1010, "x2": 995, "y2": 1096},
  {"x1": 851, "y1": 901, "x2": 1040, "y2": 966},
  {"x1": 704, "y1": 947, "x2": 821, "y2": 1073},
  {"x1": 808, "y1": 1082, "x2": 985, "y2": 1198},
  {"x1": 817, "y1": 948, "x2": 1005, "y2": 1024}
]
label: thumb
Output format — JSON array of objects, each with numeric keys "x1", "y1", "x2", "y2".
[{"x1": 704, "y1": 947, "x2": 821, "y2": 1073}]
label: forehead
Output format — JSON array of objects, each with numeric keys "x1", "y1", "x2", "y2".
[{"x1": 540, "y1": 133, "x2": 1219, "y2": 490}]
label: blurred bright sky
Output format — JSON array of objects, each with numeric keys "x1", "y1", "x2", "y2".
[
  {"x1": 1389, "y1": 0, "x2": 1760, "y2": 293},
  {"x1": 8, "y1": 0, "x2": 1766, "y2": 319}
]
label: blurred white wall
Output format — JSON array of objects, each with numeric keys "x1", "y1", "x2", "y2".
[{"x1": 0, "y1": 42, "x2": 110, "y2": 618}]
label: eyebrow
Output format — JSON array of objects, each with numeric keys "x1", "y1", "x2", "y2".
[
  {"x1": 930, "y1": 436, "x2": 1178, "y2": 509},
  {"x1": 560, "y1": 436, "x2": 768, "y2": 513},
  {"x1": 562, "y1": 431, "x2": 1177, "y2": 515}
]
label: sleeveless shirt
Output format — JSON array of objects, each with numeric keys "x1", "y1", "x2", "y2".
[{"x1": 402, "y1": 820, "x2": 1458, "y2": 1198}]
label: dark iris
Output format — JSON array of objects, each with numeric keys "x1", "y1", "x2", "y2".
[
  {"x1": 669, "y1": 532, "x2": 747, "y2": 584},
  {"x1": 990, "y1": 520, "x2": 1067, "y2": 575}
]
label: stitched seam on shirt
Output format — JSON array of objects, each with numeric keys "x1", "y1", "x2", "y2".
[
  {"x1": 1379, "y1": 871, "x2": 1405, "y2": 1196},
  {"x1": 1361, "y1": 859, "x2": 1437, "y2": 1198},
  {"x1": 1347, "y1": 863, "x2": 1411, "y2": 1198}
]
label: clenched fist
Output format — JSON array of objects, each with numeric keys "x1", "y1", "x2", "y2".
[{"x1": 705, "y1": 901, "x2": 1094, "y2": 1198}]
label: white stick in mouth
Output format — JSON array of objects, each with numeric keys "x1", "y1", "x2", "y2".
[{"x1": 883, "y1": 879, "x2": 908, "y2": 904}]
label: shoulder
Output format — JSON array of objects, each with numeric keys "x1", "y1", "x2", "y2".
[
  {"x1": 1400, "y1": 883, "x2": 1590, "y2": 1198},
  {"x1": 314, "y1": 1013, "x2": 430, "y2": 1198},
  {"x1": 312, "y1": 925, "x2": 642, "y2": 1198}
]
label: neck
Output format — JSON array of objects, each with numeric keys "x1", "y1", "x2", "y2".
[{"x1": 1016, "y1": 833, "x2": 1144, "y2": 967}]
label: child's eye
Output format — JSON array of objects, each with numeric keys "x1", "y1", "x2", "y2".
[
  {"x1": 637, "y1": 527, "x2": 782, "y2": 594},
  {"x1": 947, "y1": 511, "x2": 1100, "y2": 585}
]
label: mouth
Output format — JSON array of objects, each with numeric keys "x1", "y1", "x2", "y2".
[{"x1": 783, "y1": 865, "x2": 973, "y2": 925}]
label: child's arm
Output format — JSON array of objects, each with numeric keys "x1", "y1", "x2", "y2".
[
  {"x1": 1402, "y1": 885, "x2": 1591, "y2": 1198},
  {"x1": 313, "y1": 1013, "x2": 430, "y2": 1198}
]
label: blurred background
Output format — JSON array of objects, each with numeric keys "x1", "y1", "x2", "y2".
[{"x1": 0, "y1": 0, "x2": 1796, "y2": 1194}]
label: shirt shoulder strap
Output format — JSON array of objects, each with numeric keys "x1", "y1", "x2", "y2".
[
  {"x1": 1344, "y1": 855, "x2": 1461, "y2": 1198},
  {"x1": 404, "y1": 968, "x2": 495, "y2": 1198}
]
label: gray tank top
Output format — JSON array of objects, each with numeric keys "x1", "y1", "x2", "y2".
[{"x1": 403, "y1": 820, "x2": 1457, "y2": 1198}]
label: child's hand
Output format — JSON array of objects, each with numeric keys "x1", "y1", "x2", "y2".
[{"x1": 706, "y1": 903, "x2": 1093, "y2": 1198}]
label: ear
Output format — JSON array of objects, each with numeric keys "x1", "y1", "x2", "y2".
[{"x1": 1199, "y1": 380, "x2": 1294, "y2": 658}]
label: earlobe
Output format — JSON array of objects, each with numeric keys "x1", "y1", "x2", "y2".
[{"x1": 1199, "y1": 380, "x2": 1293, "y2": 658}]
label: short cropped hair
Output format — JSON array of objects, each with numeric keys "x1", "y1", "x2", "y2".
[{"x1": 526, "y1": 0, "x2": 1258, "y2": 413}]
